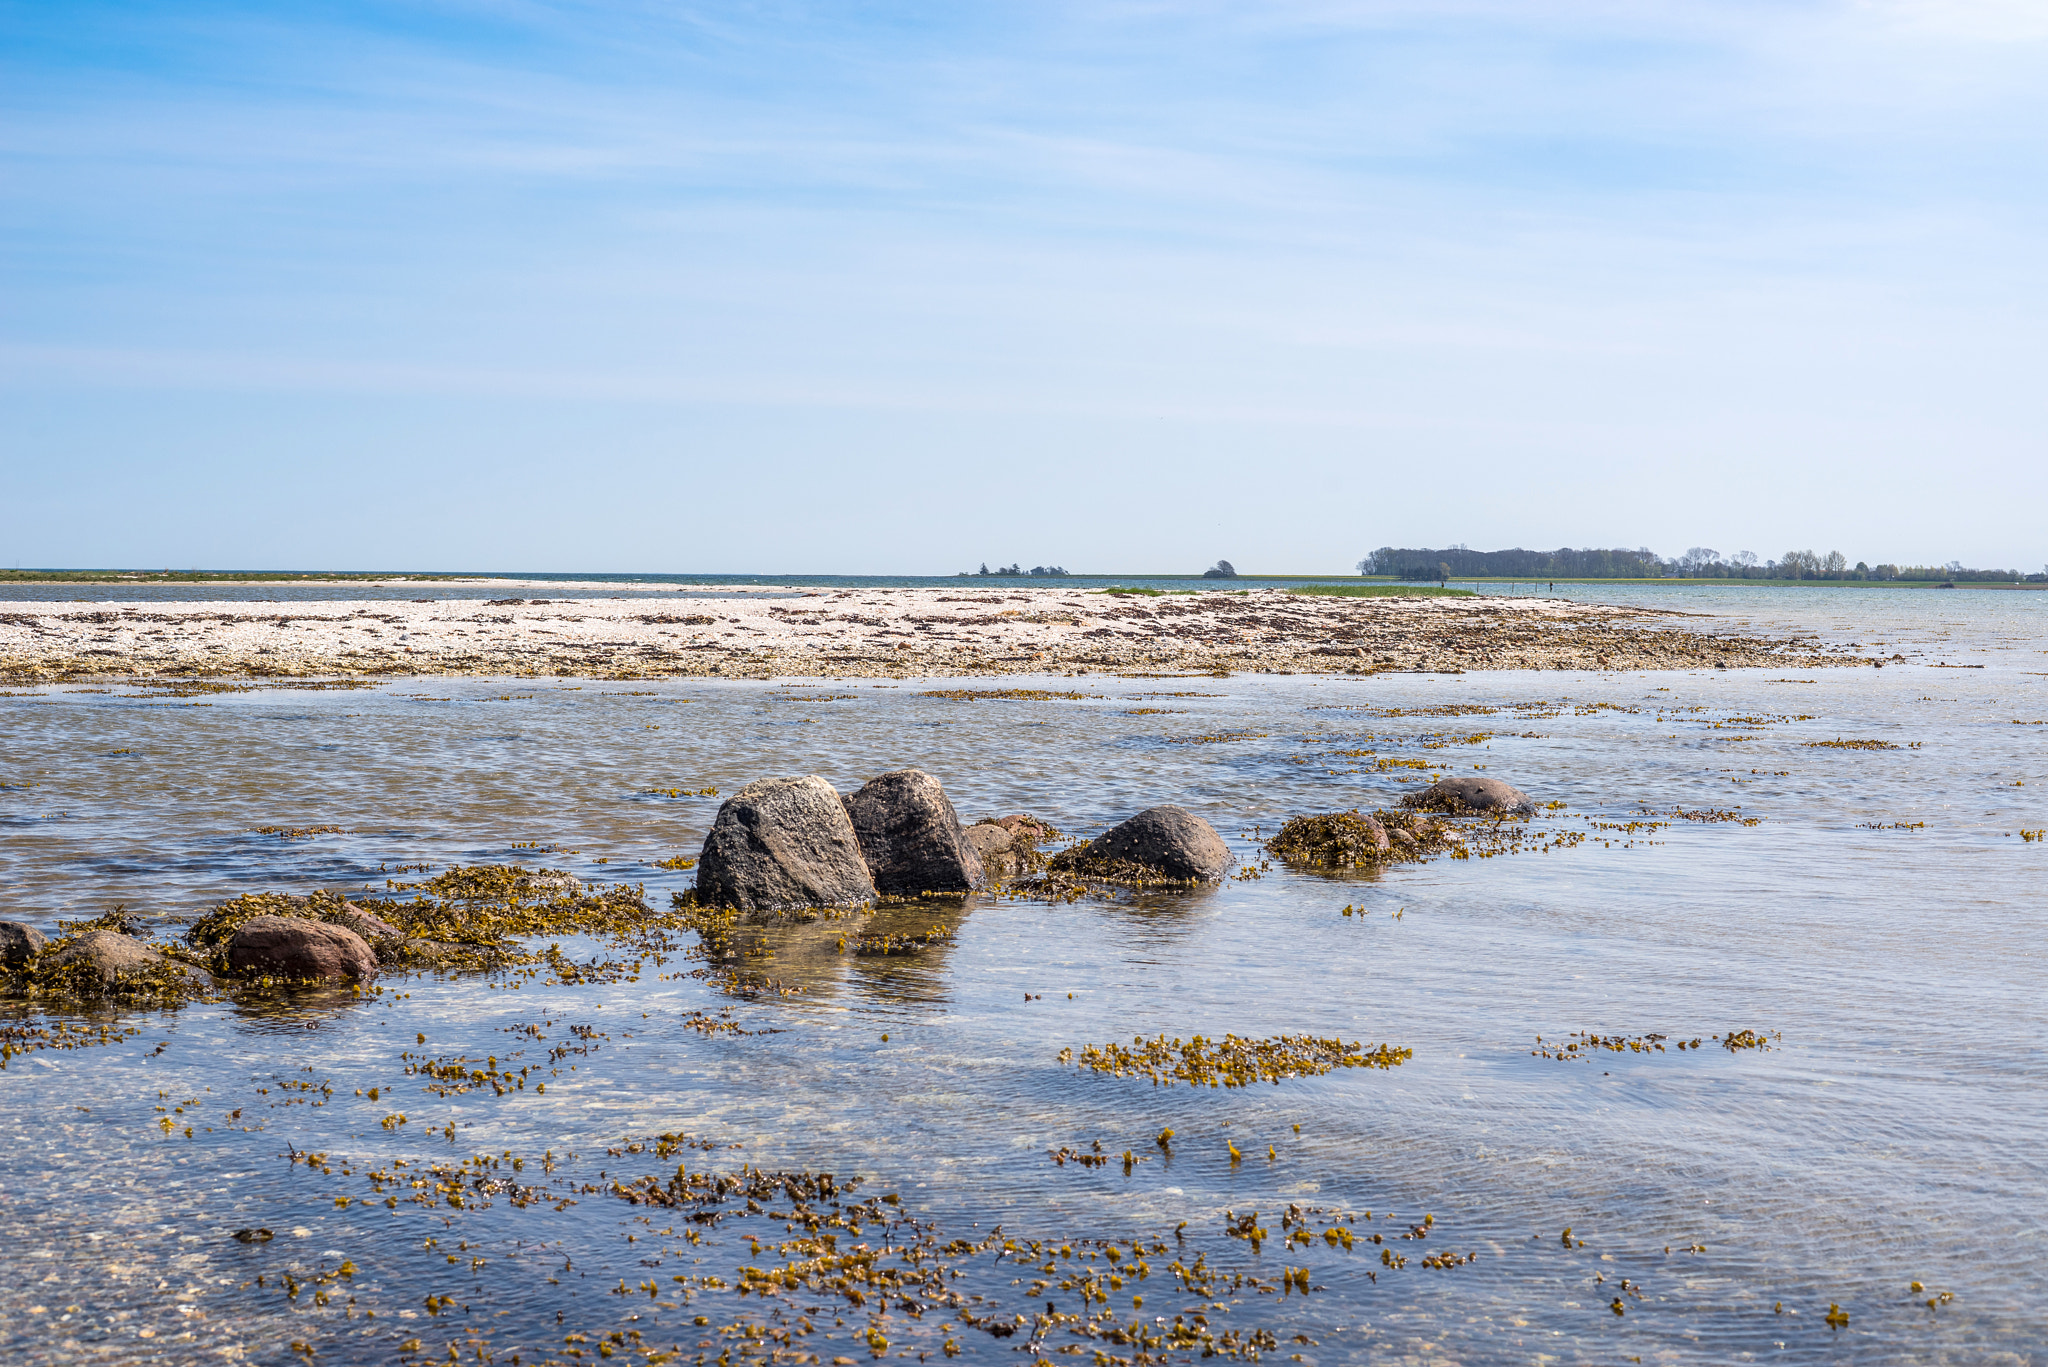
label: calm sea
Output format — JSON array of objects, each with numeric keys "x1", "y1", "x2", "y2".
[{"x1": 1, "y1": 585, "x2": 2042, "y2": 1365}]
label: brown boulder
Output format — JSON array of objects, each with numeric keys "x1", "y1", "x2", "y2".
[
  {"x1": 328, "y1": 903, "x2": 406, "y2": 963},
  {"x1": 962, "y1": 823, "x2": 1018, "y2": 877},
  {"x1": 227, "y1": 916, "x2": 378, "y2": 982},
  {"x1": 45, "y1": 930, "x2": 212, "y2": 992},
  {"x1": 1, "y1": 920, "x2": 46, "y2": 969},
  {"x1": 1403, "y1": 776, "x2": 1535, "y2": 816}
]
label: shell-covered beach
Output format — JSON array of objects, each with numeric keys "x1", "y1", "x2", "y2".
[{"x1": 0, "y1": 585, "x2": 1869, "y2": 683}]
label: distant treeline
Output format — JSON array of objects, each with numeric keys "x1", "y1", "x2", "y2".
[
  {"x1": 1359, "y1": 546, "x2": 2046, "y2": 583},
  {"x1": 966, "y1": 563, "x2": 1068, "y2": 577}
]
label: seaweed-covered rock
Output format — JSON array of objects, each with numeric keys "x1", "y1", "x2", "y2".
[
  {"x1": 44, "y1": 930, "x2": 211, "y2": 993},
  {"x1": 226, "y1": 916, "x2": 378, "y2": 982},
  {"x1": 1403, "y1": 776, "x2": 1534, "y2": 816},
  {"x1": 328, "y1": 904, "x2": 406, "y2": 962},
  {"x1": 1265, "y1": 808, "x2": 1458, "y2": 869},
  {"x1": 0, "y1": 920, "x2": 46, "y2": 969},
  {"x1": 1057, "y1": 805, "x2": 1232, "y2": 883},
  {"x1": 1266, "y1": 812, "x2": 1389, "y2": 868},
  {"x1": 695, "y1": 776, "x2": 878, "y2": 915},
  {"x1": 843, "y1": 769, "x2": 984, "y2": 895}
]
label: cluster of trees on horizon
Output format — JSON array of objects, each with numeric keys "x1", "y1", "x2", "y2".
[
  {"x1": 1359, "y1": 546, "x2": 2047, "y2": 583},
  {"x1": 968, "y1": 562, "x2": 1068, "y2": 577}
]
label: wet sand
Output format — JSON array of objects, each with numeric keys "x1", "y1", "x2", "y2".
[{"x1": 0, "y1": 586, "x2": 1866, "y2": 682}]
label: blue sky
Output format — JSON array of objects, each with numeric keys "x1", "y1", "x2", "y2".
[{"x1": 3, "y1": 1, "x2": 2044, "y2": 573}]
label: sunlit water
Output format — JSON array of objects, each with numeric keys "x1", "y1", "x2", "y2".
[{"x1": 2, "y1": 588, "x2": 2043, "y2": 1366}]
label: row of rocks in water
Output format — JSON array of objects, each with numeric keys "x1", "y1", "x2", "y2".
[
  {"x1": 691, "y1": 770, "x2": 1240, "y2": 916},
  {"x1": 692, "y1": 770, "x2": 1535, "y2": 914},
  {"x1": 2, "y1": 772, "x2": 1540, "y2": 988}
]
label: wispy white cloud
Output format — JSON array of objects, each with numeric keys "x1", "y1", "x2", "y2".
[{"x1": 2, "y1": 0, "x2": 2044, "y2": 570}]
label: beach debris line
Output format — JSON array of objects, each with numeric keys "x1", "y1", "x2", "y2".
[
  {"x1": 1059, "y1": 1032, "x2": 1412, "y2": 1088},
  {"x1": 0, "y1": 585, "x2": 1869, "y2": 684}
]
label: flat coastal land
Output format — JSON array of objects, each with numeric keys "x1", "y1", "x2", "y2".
[{"x1": 0, "y1": 584, "x2": 1873, "y2": 682}]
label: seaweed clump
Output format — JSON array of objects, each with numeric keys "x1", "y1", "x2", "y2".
[
  {"x1": 1264, "y1": 809, "x2": 1459, "y2": 870},
  {"x1": 184, "y1": 868, "x2": 667, "y2": 978},
  {"x1": 1059, "y1": 1032, "x2": 1412, "y2": 1088},
  {"x1": 1034, "y1": 846, "x2": 1203, "y2": 891}
]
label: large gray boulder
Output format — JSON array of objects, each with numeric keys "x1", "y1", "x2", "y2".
[
  {"x1": 46, "y1": 930, "x2": 211, "y2": 991},
  {"x1": 227, "y1": 916, "x2": 378, "y2": 982},
  {"x1": 0, "y1": 920, "x2": 46, "y2": 969},
  {"x1": 1084, "y1": 805, "x2": 1233, "y2": 882},
  {"x1": 1403, "y1": 775, "x2": 1535, "y2": 816},
  {"x1": 843, "y1": 770, "x2": 984, "y2": 895},
  {"x1": 695, "y1": 776, "x2": 878, "y2": 914}
]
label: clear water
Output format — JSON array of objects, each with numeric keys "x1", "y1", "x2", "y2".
[{"x1": 2, "y1": 587, "x2": 2043, "y2": 1365}]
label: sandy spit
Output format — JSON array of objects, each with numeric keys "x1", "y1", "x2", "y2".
[{"x1": 0, "y1": 587, "x2": 1866, "y2": 683}]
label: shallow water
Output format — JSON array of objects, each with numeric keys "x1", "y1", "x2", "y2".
[{"x1": 2, "y1": 589, "x2": 2044, "y2": 1367}]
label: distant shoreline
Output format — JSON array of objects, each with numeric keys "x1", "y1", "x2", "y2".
[
  {"x1": 1, "y1": 569, "x2": 2037, "y2": 590},
  {"x1": 0, "y1": 584, "x2": 1871, "y2": 684}
]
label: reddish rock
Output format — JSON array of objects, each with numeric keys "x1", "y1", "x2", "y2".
[{"x1": 227, "y1": 915, "x2": 378, "y2": 982}]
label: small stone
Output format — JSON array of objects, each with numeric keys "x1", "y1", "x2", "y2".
[
  {"x1": 227, "y1": 916, "x2": 378, "y2": 982},
  {"x1": 514, "y1": 872, "x2": 586, "y2": 897}
]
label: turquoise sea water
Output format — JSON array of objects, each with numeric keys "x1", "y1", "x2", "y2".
[{"x1": 1, "y1": 586, "x2": 2042, "y2": 1365}]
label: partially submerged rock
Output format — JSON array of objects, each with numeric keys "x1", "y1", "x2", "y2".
[
  {"x1": 328, "y1": 904, "x2": 405, "y2": 961},
  {"x1": 964, "y1": 815, "x2": 1061, "y2": 880},
  {"x1": 1050, "y1": 805, "x2": 1233, "y2": 884},
  {"x1": 695, "y1": 776, "x2": 878, "y2": 916},
  {"x1": 1403, "y1": 775, "x2": 1535, "y2": 817},
  {"x1": 42, "y1": 930, "x2": 212, "y2": 995},
  {"x1": 963, "y1": 823, "x2": 1019, "y2": 877},
  {"x1": 989, "y1": 814, "x2": 1063, "y2": 843},
  {"x1": 1266, "y1": 812, "x2": 1389, "y2": 868},
  {"x1": 226, "y1": 916, "x2": 378, "y2": 983},
  {"x1": 0, "y1": 920, "x2": 46, "y2": 969},
  {"x1": 843, "y1": 769, "x2": 984, "y2": 895},
  {"x1": 1266, "y1": 808, "x2": 1459, "y2": 870}
]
